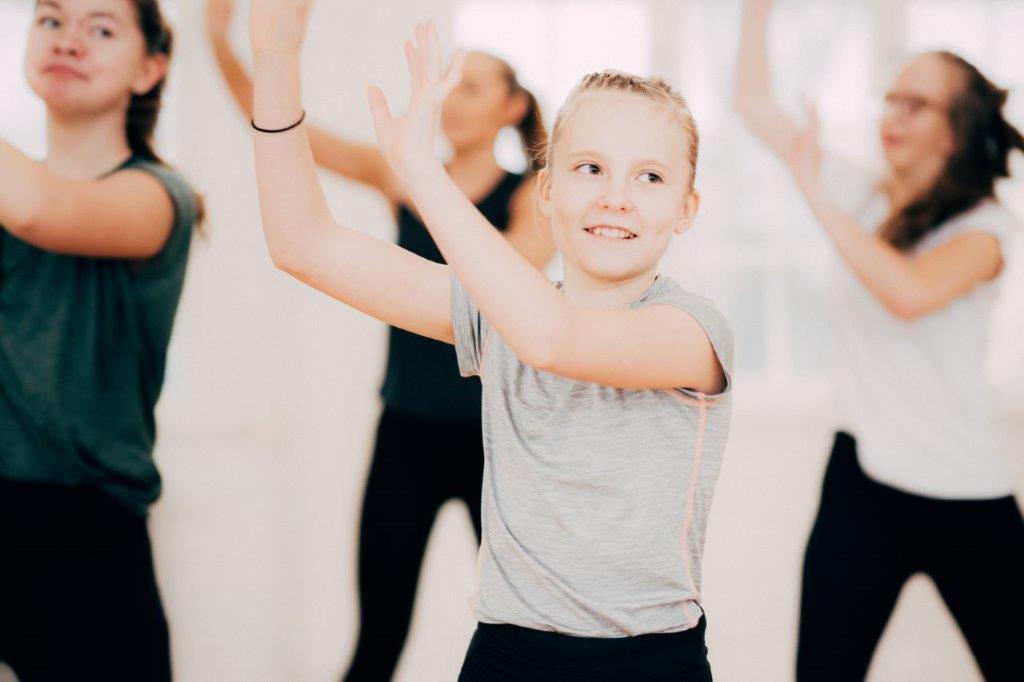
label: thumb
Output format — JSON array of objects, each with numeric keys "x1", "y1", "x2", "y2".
[{"x1": 367, "y1": 86, "x2": 393, "y2": 143}]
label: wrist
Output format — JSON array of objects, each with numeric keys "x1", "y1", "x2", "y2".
[
  {"x1": 252, "y1": 45, "x2": 302, "y2": 64},
  {"x1": 402, "y1": 157, "x2": 447, "y2": 200}
]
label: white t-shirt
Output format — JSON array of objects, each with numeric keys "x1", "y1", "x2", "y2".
[{"x1": 821, "y1": 156, "x2": 1018, "y2": 499}]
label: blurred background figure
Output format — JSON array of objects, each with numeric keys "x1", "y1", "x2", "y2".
[
  {"x1": 1, "y1": 1, "x2": 1021, "y2": 680},
  {"x1": 0, "y1": 0, "x2": 200, "y2": 679},
  {"x1": 206, "y1": 0, "x2": 551, "y2": 679},
  {"x1": 736, "y1": 0, "x2": 1024, "y2": 679}
]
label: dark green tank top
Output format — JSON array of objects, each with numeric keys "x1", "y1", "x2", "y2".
[
  {"x1": 0, "y1": 157, "x2": 196, "y2": 515},
  {"x1": 381, "y1": 171, "x2": 525, "y2": 420}
]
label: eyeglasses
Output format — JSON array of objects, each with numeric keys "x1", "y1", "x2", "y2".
[{"x1": 882, "y1": 92, "x2": 949, "y2": 118}]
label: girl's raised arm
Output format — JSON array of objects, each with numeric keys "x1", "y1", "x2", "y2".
[
  {"x1": 0, "y1": 139, "x2": 175, "y2": 258},
  {"x1": 250, "y1": 0, "x2": 452, "y2": 343},
  {"x1": 734, "y1": 0, "x2": 801, "y2": 164},
  {"x1": 209, "y1": 0, "x2": 397, "y2": 198}
]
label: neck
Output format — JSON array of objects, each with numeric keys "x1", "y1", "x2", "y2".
[
  {"x1": 449, "y1": 137, "x2": 501, "y2": 175},
  {"x1": 45, "y1": 106, "x2": 134, "y2": 179},
  {"x1": 560, "y1": 262, "x2": 658, "y2": 310},
  {"x1": 887, "y1": 156, "x2": 946, "y2": 210}
]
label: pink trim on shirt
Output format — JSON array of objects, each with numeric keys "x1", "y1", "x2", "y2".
[
  {"x1": 679, "y1": 392, "x2": 708, "y2": 627},
  {"x1": 478, "y1": 331, "x2": 494, "y2": 376}
]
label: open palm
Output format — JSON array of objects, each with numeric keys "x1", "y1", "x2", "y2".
[{"x1": 368, "y1": 22, "x2": 464, "y2": 181}]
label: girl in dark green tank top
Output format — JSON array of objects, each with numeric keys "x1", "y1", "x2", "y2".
[
  {"x1": 1, "y1": 2, "x2": 199, "y2": 679},
  {"x1": 207, "y1": 3, "x2": 552, "y2": 676}
]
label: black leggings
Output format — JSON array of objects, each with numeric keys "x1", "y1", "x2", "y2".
[
  {"x1": 0, "y1": 480, "x2": 171, "y2": 682},
  {"x1": 343, "y1": 409, "x2": 484, "y2": 681},
  {"x1": 458, "y1": 616, "x2": 712, "y2": 681},
  {"x1": 797, "y1": 432, "x2": 1024, "y2": 681}
]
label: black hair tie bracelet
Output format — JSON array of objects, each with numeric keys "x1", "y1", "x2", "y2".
[{"x1": 251, "y1": 110, "x2": 306, "y2": 134}]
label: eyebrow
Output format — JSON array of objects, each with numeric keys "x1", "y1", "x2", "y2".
[
  {"x1": 566, "y1": 151, "x2": 672, "y2": 170},
  {"x1": 37, "y1": 1, "x2": 123, "y2": 24}
]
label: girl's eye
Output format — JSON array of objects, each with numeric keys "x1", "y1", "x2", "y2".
[
  {"x1": 574, "y1": 163, "x2": 601, "y2": 175},
  {"x1": 90, "y1": 25, "x2": 115, "y2": 39},
  {"x1": 38, "y1": 16, "x2": 60, "y2": 29},
  {"x1": 639, "y1": 172, "x2": 664, "y2": 184}
]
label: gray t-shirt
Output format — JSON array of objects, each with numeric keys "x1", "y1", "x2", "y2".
[{"x1": 451, "y1": 274, "x2": 734, "y2": 637}]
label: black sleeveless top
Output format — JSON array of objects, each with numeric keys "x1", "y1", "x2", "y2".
[{"x1": 381, "y1": 171, "x2": 525, "y2": 420}]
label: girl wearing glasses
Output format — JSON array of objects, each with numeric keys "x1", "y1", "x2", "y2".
[{"x1": 735, "y1": 0, "x2": 1024, "y2": 679}]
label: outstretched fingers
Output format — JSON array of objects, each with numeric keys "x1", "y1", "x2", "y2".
[
  {"x1": 367, "y1": 86, "x2": 393, "y2": 144},
  {"x1": 440, "y1": 50, "x2": 466, "y2": 99}
]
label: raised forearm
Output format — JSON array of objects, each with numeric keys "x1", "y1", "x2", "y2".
[
  {"x1": 211, "y1": 37, "x2": 255, "y2": 119},
  {"x1": 251, "y1": 51, "x2": 333, "y2": 267},
  {"x1": 406, "y1": 162, "x2": 570, "y2": 366},
  {"x1": 806, "y1": 191, "x2": 926, "y2": 318},
  {"x1": 735, "y1": 0, "x2": 774, "y2": 107}
]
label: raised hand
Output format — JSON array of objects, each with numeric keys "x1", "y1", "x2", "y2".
[
  {"x1": 789, "y1": 101, "x2": 824, "y2": 201},
  {"x1": 206, "y1": 0, "x2": 235, "y2": 42},
  {"x1": 367, "y1": 21, "x2": 464, "y2": 182},
  {"x1": 249, "y1": 0, "x2": 314, "y2": 57}
]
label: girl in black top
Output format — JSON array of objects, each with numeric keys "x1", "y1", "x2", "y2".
[
  {"x1": 206, "y1": 2, "x2": 553, "y2": 678},
  {"x1": 0, "y1": 1, "x2": 200, "y2": 679}
]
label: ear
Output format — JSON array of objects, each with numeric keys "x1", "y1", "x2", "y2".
[
  {"x1": 131, "y1": 52, "x2": 168, "y2": 96},
  {"x1": 504, "y1": 90, "x2": 530, "y2": 127},
  {"x1": 536, "y1": 168, "x2": 552, "y2": 218},
  {"x1": 674, "y1": 189, "x2": 700, "y2": 235}
]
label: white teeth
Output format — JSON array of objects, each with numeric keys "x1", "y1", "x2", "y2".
[{"x1": 588, "y1": 226, "x2": 634, "y2": 239}]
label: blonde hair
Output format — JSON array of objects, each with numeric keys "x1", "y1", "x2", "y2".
[{"x1": 542, "y1": 70, "x2": 700, "y2": 191}]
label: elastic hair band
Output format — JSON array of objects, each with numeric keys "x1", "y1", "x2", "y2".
[{"x1": 251, "y1": 110, "x2": 306, "y2": 134}]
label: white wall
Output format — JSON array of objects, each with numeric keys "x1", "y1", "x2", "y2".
[{"x1": 1, "y1": 0, "x2": 1022, "y2": 680}]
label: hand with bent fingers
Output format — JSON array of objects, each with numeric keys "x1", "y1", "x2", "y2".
[{"x1": 367, "y1": 21, "x2": 465, "y2": 184}]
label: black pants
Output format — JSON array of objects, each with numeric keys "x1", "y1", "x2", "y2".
[
  {"x1": 797, "y1": 432, "x2": 1024, "y2": 681},
  {"x1": 458, "y1": 616, "x2": 712, "y2": 681},
  {"x1": 343, "y1": 409, "x2": 485, "y2": 681},
  {"x1": 0, "y1": 479, "x2": 171, "y2": 682}
]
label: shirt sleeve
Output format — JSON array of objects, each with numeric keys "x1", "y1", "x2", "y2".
[
  {"x1": 449, "y1": 272, "x2": 488, "y2": 377},
  {"x1": 938, "y1": 199, "x2": 1019, "y2": 263},
  {"x1": 649, "y1": 283, "x2": 735, "y2": 400},
  {"x1": 124, "y1": 160, "x2": 197, "y2": 272}
]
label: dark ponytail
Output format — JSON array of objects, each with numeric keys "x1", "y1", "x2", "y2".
[
  {"x1": 479, "y1": 52, "x2": 548, "y2": 175},
  {"x1": 129, "y1": 0, "x2": 205, "y2": 225},
  {"x1": 514, "y1": 87, "x2": 547, "y2": 174},
  {"x1": 880, "y1": 51, "x2": 1023, "y2": 250},
  {"x1": 128, "y1": 0, "x2": 171, "y2": 163}
]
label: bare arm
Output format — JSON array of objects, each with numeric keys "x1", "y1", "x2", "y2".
[
  {"x1": 734, "y1": 0, "x2": 801, "y2": 162},
  {"x1": 788, "y1": 113, "x2": 1003, "y2": 321},
  {"x1": 806, "y1": 194, "x2": 1002, "y2": 320},
  {"x1": 371, "y1": 23, "x2": 725, "y2": 392},
  {"x1": 0, "y1": 140, "x2": 174, "y2": 258},
  {"x1": 208, "y1": 0, "x2": 395, "y2": 197},
  {"x1": 249, "y1": 0, "x2": 452, "y2": 343}
]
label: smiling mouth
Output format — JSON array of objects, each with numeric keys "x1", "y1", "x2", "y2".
[{"x1": 584, "y1": 225, "x2": 638, "y2": 240}]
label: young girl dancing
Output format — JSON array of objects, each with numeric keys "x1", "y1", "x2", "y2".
[
  {"x1": 0, "y1": 1, "x2": 200, "y2": 679},
  {"x1": 249, "y1": 1, "x2": 732, "y2": 679}
]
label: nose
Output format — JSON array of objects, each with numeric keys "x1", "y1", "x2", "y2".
[
  {"x1": 598, "y1": 180, "x2": 631, "y2": 213},
  {"x1": 52, "y1": 26, "x2": 84, "y2": 58}
]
